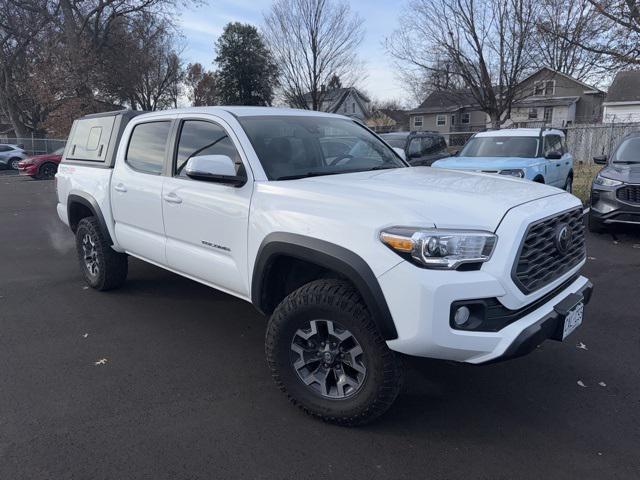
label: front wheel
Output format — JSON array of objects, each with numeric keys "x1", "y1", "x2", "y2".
[
  {"x1": 37, "y1": 162, "x2": 58, "y2": 180},
  {"x1": 75, "y1": 217, "x2": 128, "y2": 290},
  {"x1": 564, "y1": 175, "x2": 573, "y2": 193},
  {"x1": 265, "y1": 279, "x2": 403, "y2": 426}
]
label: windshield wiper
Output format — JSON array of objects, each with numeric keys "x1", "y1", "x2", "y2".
[{"x1": 275, "y1": 165, "x2": 398, "y2": 181}]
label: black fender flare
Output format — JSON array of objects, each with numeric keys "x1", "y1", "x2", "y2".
[
  {"x1": 251, "y1": 232, "x2": 398, "y2": 340},
  {"x1": 67, "y1": 192, "x2": 113, "y2": 245}
]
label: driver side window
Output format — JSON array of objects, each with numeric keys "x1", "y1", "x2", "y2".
[
  {"x1": 543, "y1": 135, "x2": 562, "y2": 156},
  {"x1": 175, "y1": 120, "x2": 244, "y2": 179}
]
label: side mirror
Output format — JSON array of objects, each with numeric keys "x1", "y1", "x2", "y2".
[
  {"x1": 185, "y1": 155, "x2": 246, "y2": 186},
  {"x1": 392, "y1": 147, "x2": 406, "y2": 161},
  {"x1": 545, "y1": 151, "x2": 562, "y2": 160},
  {"x1": 593, "y1": 155, "x2": 607, "y2": 165}
]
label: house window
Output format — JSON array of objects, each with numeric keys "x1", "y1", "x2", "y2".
[
  {"x1": 543, "y1": 107, "x2": 553, "y2": 123},
  {"x1": 534, "y1": 80, "x2": 555, "y2": 96},
  {"x1": 461, "y1": 113, "x2": 470, "y2": 124},
  {"x1": 413, "y1": 116, "x2": 423, "y2": 128},
  {"x1": 352, "y1": 102, "x2": 356, "y2": 113},
  {"x1": 451, "y1": 114, "x2": 456, "y2": 125},
  {"x1": 436, "y1": 114, "x2": 446, "y2": 126},
  {"x1": 528, "y1": 108, "x2": 538, "y2": 120}
]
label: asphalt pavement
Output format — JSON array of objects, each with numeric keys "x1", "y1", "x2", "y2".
[{"x1": 1, "y1": 171, "x2": 639, "y2": 479}]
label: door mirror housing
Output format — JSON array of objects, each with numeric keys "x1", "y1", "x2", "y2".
[
  {"x1": 545, "y1": 151, "x2": 562, "y2": 160},
  {"x1": 593, "y1": 155, "x2": 607, "y2": 165},
  {"x1": 392, "y1": 147, "x2": 406, "y2": 161},
  {"x1": 185, "y1": 155, "x2": 246, "y2": 186}
]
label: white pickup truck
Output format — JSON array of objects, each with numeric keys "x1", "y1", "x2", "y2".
[{"x1": 56, "y1": 107, "x2": 593, "y2": 425}]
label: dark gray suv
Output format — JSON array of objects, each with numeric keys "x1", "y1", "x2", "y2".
[
  {"x1": 380, "y1": 131, "x2": 449, "y2": 166},
  {"x1": 589, "y1": 132, "x2": 640, "y2": 232}
]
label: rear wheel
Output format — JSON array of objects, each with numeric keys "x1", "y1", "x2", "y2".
[
  {"x1": 265, "y1": 279, "x2": 403, "y2": 426},
  {"x1": 8, "y1": 157, "x2": 21, "y2": 170},
  {"x1": 37, "y1": 162, "x2": 57, "y2": 180},
  {"x1": 75, "y1": 217, "x2": 128, "y2": 290}
]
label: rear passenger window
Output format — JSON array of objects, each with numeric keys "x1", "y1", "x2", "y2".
[
  {"x1": 175, "y1": 120, "x2": 244, "y2": 178},
  {"x1": 126, "y1": 122, "x2": 171, "y2": 175},
  {"x1": 544, "y1": 135, "x2": 563, "y2": 156}
]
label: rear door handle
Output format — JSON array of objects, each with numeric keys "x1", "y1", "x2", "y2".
[
  {"x1": 114, "y1": 183, "x2": 127, "y2": 193},
  {"x1": 163, "y1": 192, "x2": 182, "y2": 204}
]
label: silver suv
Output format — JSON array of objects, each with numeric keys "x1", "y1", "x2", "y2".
[{"x1": 0, "y1": 144, "x2": 28, "y2": 170}]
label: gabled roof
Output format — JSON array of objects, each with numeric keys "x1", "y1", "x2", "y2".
[
  {"x1": 410, "y1": 90, "x2": 480, "y2": 114},
  {"x1": 518, "y1": 67, "x2": 604, "y2": 94},
  {"x1": 302, "y1": 87, "x2": 370, "y2": 112},
  {"x1": 605, "y1": 71, "x2": 640, "y2": 103}
]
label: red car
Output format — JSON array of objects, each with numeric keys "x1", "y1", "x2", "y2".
[{"x1": 18, "y1": 147, "x2": 64, "y2": 179}]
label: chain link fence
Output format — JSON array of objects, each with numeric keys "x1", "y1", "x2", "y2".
[
  {"x1": 0, "y1": 137, "x2": 67, "y2": 156},
  {"x1": 565, "y1": 122, "x2": 640, "y2": 164}
]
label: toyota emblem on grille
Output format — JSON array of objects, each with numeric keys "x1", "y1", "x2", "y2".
[{"x1": 554, "y1": 224, "x2": 572, "y2": 254}]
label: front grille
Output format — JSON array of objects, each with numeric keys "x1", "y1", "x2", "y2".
[
  {"x1": 616, "y1": 185, "x2": 640, "y2": 204},
  {"x1": 512, "y1": 208, "x2": 585, "y2": 294}
]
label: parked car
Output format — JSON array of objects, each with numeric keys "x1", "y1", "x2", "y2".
[
  {"x1": 0, "y1": 144, "x2": 28, "y2": 170},
  {"x1": 56, "y1": 108, "x2": 592, "y2": 425},
  {"x1": 589, "y1": 132, "x2": 640, "y2": 232},
  {"x1": 380, "y1": 131, "x2": 449, "y2": 166},
  {"x1": 18, "y1": 147, "x2": 64, "y2": 179},
  {"x1": 431, "y1": 128, "x2": 574, "y2": 191}
]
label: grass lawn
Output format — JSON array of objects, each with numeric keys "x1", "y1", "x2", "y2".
[{"x1": 573, "y1": 162, "x2": 600, "y2": 205}]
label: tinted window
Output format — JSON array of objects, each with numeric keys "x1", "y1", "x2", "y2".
[
  {"x1": 380, "y1": 135, "x2": 407, "y2": 149},
  {"x1": 612, "y1": 137, "x2": 640, "y2": 164},
  {"x1": 460, "y1": 136, "x2": 539, "y2": 158},
  {"x1": 126, "y1": 122, "x2": 171, "y2": 174},
  {"x1": 238, "y1": 116, "x2": 405, "y2": 180},
  {"x1": 175, "y1": 120, "x2": 244, "y2": 178},
  {"x1": 408, "y1": 138, "x2": 421, "y2": 157},
  {"x1": 0, "y1": 145, "x2": 11, "y2": 152},
  {"x1": 543, "y1": 135, "x2": 563, "y2": 156}
]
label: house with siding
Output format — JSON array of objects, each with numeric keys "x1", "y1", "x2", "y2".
[
  {"x1": 407, "y1": 91, "x2": 489, "y2": 133},
  {"x1": 508, "y1": 67, "x2": 605, "y2": 127},
  {"x1": 302, "y1": 87, "x2": 370, "y2": 121},
  {"x1": 602, "y1": 70, "x2": 640, "y2": 123}
]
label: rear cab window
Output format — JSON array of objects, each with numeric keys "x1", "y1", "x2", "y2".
[{"x1": 125, "y1": 122, "x2": 172, "y2": 175}]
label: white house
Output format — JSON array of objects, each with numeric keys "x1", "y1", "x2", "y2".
[{"x1": 603, "y1": 71, "x2": 640, "y2": 123}]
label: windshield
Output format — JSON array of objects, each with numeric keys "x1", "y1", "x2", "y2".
[
  {"x1": 380, "y1": 135, "x2": 408, "y2": 148},
  {"x1": 460, "y1": 136, "x2": 539, "y2": 158},
  {"x1": 238, "y1": 116, "x2": 406, "y2": 180},
  {"x1": 612, "y1": 137, "x2": 640, "y2": 164}
]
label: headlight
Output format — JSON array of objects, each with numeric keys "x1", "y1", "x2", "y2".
[
  {"x1": 380, "y1": 227, "x2": 497, "y2": 269},
  {"x1": 593, "y1": 174, "x2": 622, "y2": 187},
  {"x1": 499, "y1": 169, "x2": 525, "y2": 178}
]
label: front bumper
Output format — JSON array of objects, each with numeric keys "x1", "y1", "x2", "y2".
[
  {"x1": 379, "y1": 194, "x2": 590, "y2": 364},
  {"x1": 18, "y1": 163, "x2": 37, "y2": 176},
  {"x1": 591, "y1": 185, "x2": 640, "y2": 225}
]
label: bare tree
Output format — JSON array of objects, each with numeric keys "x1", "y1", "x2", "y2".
[
  {"x1": 263, "y1": 0, "x2": 364, "y2": 110},
  {"x1": 185, "y1": 63, "x2": 218, "y2": 106},
  {"x1": 534, "y1": 0, "x2": 609, "y2": 81},
  {"x1": 387, "y1": 0, "x2": 538, "y2": 127}
]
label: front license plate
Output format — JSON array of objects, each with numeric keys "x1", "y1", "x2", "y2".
[{"x1": 562, "y1": 302, "x2": 584, "y2": 340}]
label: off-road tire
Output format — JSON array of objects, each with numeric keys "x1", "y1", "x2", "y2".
[
  {"x1": 265, "y1": 279, "x2": 403, "y2": 426},
  {"x1": 75, "y1": 217, "x2": 128, "y2": 291}
]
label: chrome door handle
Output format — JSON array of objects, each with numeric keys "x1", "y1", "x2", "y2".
[
  {"x1": 114, "y1": 184, "x2": 127, "y2": 193},
  {"x1": 163, "y1": 193, "x2": 182, "y2": 204}
]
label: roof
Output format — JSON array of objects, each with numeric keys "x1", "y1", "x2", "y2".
[
  {"x1": 377, "y1": 109, "x2": 409, "y2": 124},
  {"x1": 302, "y1": 87, "x2": 370, "y2": 112},
  {"x1": 132, "y1": 106, "x2": 351, "y2": 119},
  {"x1": 475, "y1": 128, "x2": 565, "y2": 138},
  {"x1": 513, "y1": 96, "x2": 580, "y2": 108},
  {"x1": 605, "y1": 71, "x2": 640, "y2": 103},
  {"x1": 518, "y1": 67, "x2": 604, "y2": 94},
  {"x1": 410, "y1": 90, "x2": 480, "y2": 114}
]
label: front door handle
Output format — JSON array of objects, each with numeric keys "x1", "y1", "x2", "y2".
[
  {"x1": 114, "y1": 183, "x2": 127, "y2": 193},
  {"x1": 163, "y1": 192, "x2": 182, "y2": 204}
]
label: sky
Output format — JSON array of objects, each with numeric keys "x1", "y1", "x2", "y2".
[{"x1": 177, "y1": 0, "x2": 410, "y2": 105}]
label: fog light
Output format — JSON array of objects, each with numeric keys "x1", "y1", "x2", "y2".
[{"x1": 453, "y1": 306, "x2": 471, "y2": 327}]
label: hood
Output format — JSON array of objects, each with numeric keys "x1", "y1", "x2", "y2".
[
  {"x1": 432, "y1": 156, "x2": 539, "y2": 170},
  {"x1": 600, "y1": 163, "x2": 640, "y2": 183},
  {"x1": 261, "y1": 167, "x2": 564, "y2": 232},
  {"x1": 27, "y1": 153, "x2": 62, "y2": 162}
]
